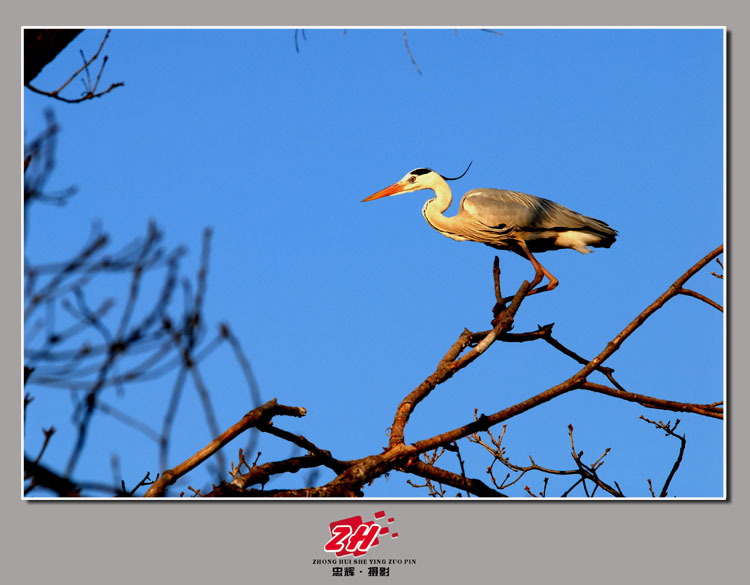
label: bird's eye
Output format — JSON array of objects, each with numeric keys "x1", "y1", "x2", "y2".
[{"x1": 409, "y1": 176, "x2": 417, "y2": 183}]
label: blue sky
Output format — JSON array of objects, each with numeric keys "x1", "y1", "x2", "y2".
[{"x1": 23, "y1": 28, "x2": 724, "y2": 497}]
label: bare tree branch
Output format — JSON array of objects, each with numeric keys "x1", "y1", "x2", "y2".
[
  {"x1": 404, "y1": 458, "x2": 505, "y2": 497},
  {"x1": 677, "y1": 288, "x2": 723, "y2": 312},
  {"x1": 402, "y1": 30, "x2": 422, "y2": 75},
  {"x1": 144, "y1": 399, "x2": 307, "y2": 497},
  {"x1": 25, "y1": 30, "x2": 124, "y2": 104},
  {"x1": 640, "y1": 416, "x2": 687, "y2": 497}
]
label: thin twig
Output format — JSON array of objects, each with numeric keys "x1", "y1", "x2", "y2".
[
  {"x1": 640, "y1": 416, "x2": 687, "y2": 497},
  {"x1": 677, "y1": 288, "x2": 723, "y2": 312},
  {"x1": 403, "y1": 30, "x2": 422, "y2": 75},
  {"x1": 33, "y1": 427, "x2": 56, "y2": 463},
  {"x1": 25, "y1": 30, "x2": 124, "y2": 104}
]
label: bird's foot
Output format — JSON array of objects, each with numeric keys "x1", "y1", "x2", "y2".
[{"x1": 500, "y1": 278, "x2": 559, "y2": 305}]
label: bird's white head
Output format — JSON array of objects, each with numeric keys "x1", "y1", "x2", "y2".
[
  {"x1": 361, "y1": 163, "x2": 472, "y2": 203},
  {"x1": 361, "y1": 168, "x2": 439, "y2": 202}
]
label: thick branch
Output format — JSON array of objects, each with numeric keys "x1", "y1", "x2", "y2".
[
  {"x1": 24, "y1": 29, "x2": 83, "y2": 83},
  {"x1": 144, "y1": 399, "x2": 306, "y2": 497},
  {"x1": 257, "y1": 423, "x2": 347, "y2": 474},
  {"x1": 24, "y1": 458, "x2": 117, "y2": 496},
  {"x1": 206, "y1": 454, "x2": 327, "y2": 495},
  {"x1": 388, "y1": 279, "x2": 532, "y2": 447},
  {"x1": 403, "y1": 459, "x2": 506, "y2": 497}
]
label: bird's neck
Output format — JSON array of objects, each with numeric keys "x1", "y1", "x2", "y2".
[{"x1": 421, "y1": 176, "x2": 458, "y2": 236}]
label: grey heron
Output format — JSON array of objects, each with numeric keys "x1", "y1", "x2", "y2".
[{"x1": 362, "y1": 165, "x2": 617, "y2": 299}]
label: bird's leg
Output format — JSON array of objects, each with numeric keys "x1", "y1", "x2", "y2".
[{"x1": 501, "y1": 240, "x2": 559, "y2": 303}]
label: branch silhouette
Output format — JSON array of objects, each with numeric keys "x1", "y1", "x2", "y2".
[
  {"x1": 131, "y1": 244, "x2": 721, "y2": 498},
  {"x1": 25, "y1": 30, "x2": 124, "y2": 104}
]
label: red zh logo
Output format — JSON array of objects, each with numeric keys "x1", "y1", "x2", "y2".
[{"x1": 323, "y1": 513, "x2": 398, "y2": 557}]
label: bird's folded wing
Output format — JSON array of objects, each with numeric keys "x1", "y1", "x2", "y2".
[{"x1": 461, "y1": 189, "x2": 612, "y2": 235}]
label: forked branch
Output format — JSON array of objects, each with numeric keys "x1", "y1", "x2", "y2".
[
  {"x1": 25, "y1": 29, "x2": 124, "y2": 104},
  {"x1": 144, "y1": 399, "x2": 306, "y2": 497}
]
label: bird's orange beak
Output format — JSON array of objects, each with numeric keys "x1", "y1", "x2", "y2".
[{"x1": 361, "y1": 181, "x2": 407, "y2": 202}]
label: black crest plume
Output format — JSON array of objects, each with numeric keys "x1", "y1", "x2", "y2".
[{"x1": 440, "y1": 161, "x2": 473, "y2": 181}]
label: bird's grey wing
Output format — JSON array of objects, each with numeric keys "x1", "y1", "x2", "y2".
[{"x1": 460, "y1": 189, "x2": 614, "y2": 236}]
